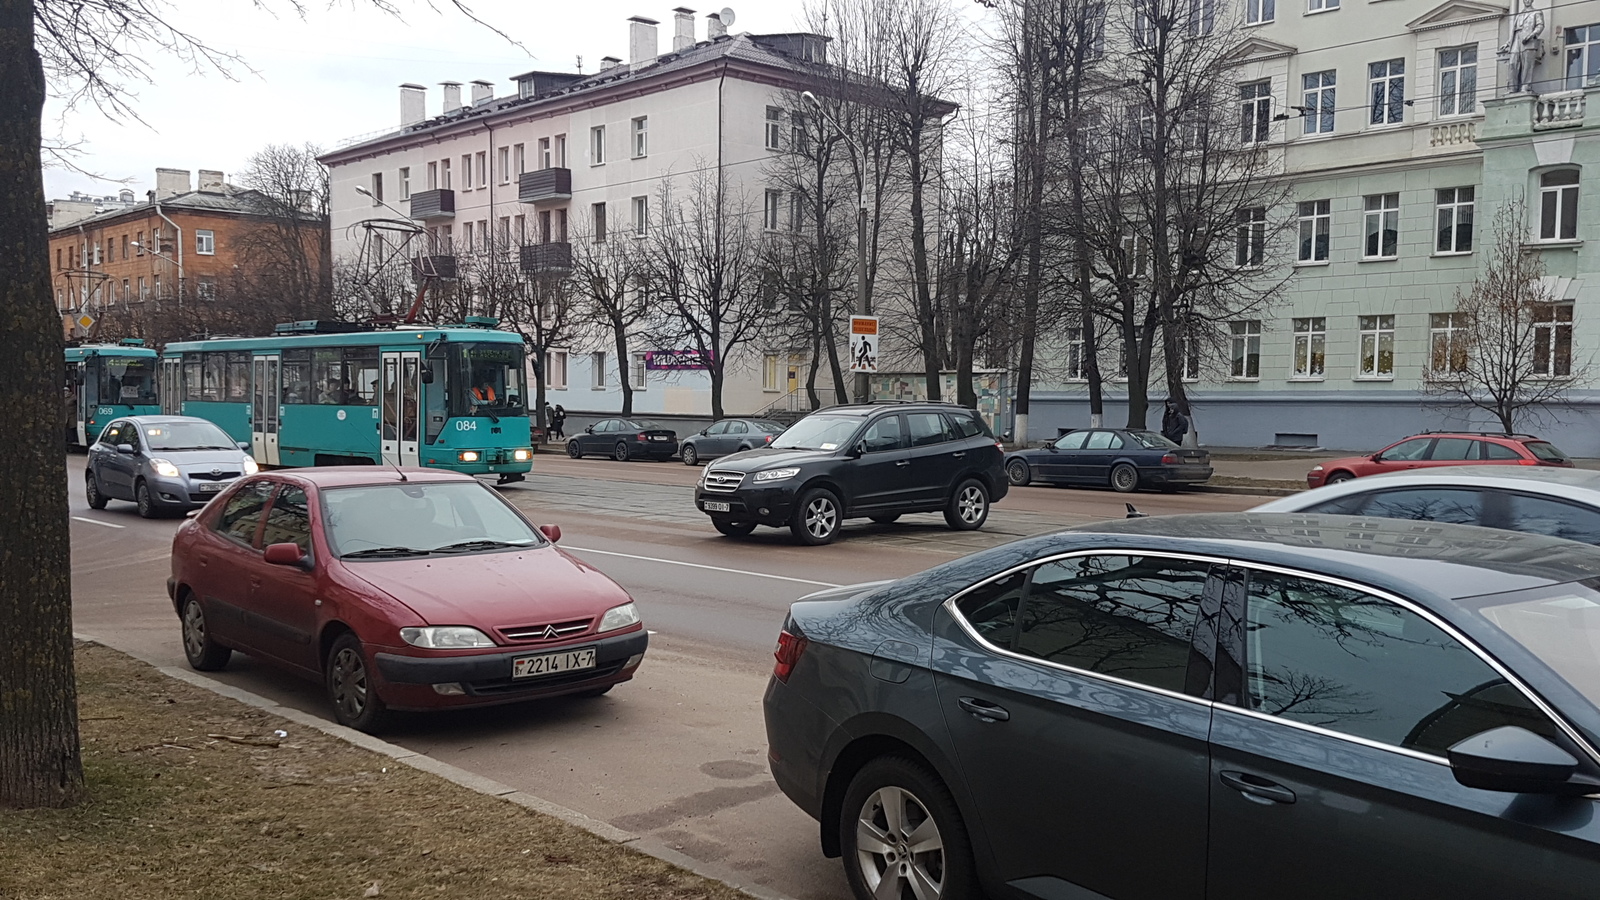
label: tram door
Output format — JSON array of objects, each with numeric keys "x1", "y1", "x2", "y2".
[
  {"x1": 68, "y1": 360, "x2": 90, "y2": 446},
  {"x1": 380, "y1": 351, "x2": 421, "y2": 467},
  {"x1": 250, "y1": 354, "x2": 281, "y2": 465},
  {"x1": 160, "y1": 357, "x2": 183, "y2": 415}
]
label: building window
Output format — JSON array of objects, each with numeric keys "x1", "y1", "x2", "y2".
[
  {"x1": 1235, "y1": 206, "x2": 1266, "y2": 268},
  {"x1": 427, "y1": 161, "x2": 438, "y2": 190},
  {"x1": 555, "y1": 134, "x2": 567, "y2": 167},
  {"x1": 591, "y1": 126, "x2": 607, "y2": 165},
  {"x1": 195, "y1": 230, "x2": 215, "y2": 255},
  {"x1": 441, "y1": 158, "x2": 451, "y2": 190},
  {"x1": 593, "y1": 202, "x2": 608, "y2": 243},
  {"x1": 121, "y1": 235, "x2": 128, "y2": 259},
  {"x1": 498, "y1": 216, "x2": 511, "y2": 247},
  {"x1": 1533, "y1": 304, "x2": 1574, "y2": 376},
  {"x1": 1358, "y1": 314, "x2": 1395, "y2": 378},
  {"x1": 763, "y1": 354, "x2": 780, "y2": 391},
  {"x1": 498, "y1": 147, "x2": 510, "y2": 184},
  {"x1": 475, "y1": 151, "x2": 487, "y2": 188},
  {"x1": 1065, "y1": 328, "x2": 1087, "y2": 380},
  {"x1": 1245, "y1": 0, "x2": 1273, "y2": 24},
  {"x1": 1438, "y1": 46, "x2": 1478, "y2": 116},
  {"x1": 632, "y1": 116, "x2": 649, "y2": 158},
  {"x1": 791, "y1": 112, "x2": 810, "y2": 153},
  {"x1": 632, "y1": 352, "x2": 648, "y2": 390},
  {"x1": 153, "y1": 275, "x2": 162, "y2": 299},
  {"x1": 1121, "y1": 233, "x2": 1150, "y2": 277},
  {"x1": 1297, "y1": 199, "x2": 1330, "y2": 262},
  {"x1": 1363, "y1": 193, "x2": 1400, "y2": 259},
  {"x1": 461, "y1": 154, "x2": 472, "y2": 190},
  {"x1": 1539, "y1": 170, "x2": 1580, "y2": 241},
  {"x1": 538, "y1": 138, "x2": 552, "y2": 170},
  {"x1": 369, "y1": 173, "x2": 383, "y2": 204},
  {"x1": 1292, "y1": 317, "x2": 1326, "y2": 378},
  {"x1": 1230, "y1": 321, "x2": 1261, "y2": 379},
  {"x1": 1302, "y1": 70, "x2": 1336, "y2": 134},
  {"x1": 764, "y1": 190, "x2": 783, "y2": 231},
  {"x1": 556, "y1": 209, "x2": 568, "y2": 243},
  {"x1": 1180, "y1": 337, "x2": 1201, "y2": 382},
  {"x1": 1308, "y1": 0, "x2": 1338, "y2": 10},
  {"x1": 135, "y1": 231, "x2": 144, "y2": 255},
  {"x1": 546, "y1": 350, "x2": 568, "y2": 390},
  {"x1": 1566, "y1": 24, "x2": 1600, "y2": 90},
  {"x1": 398, "y1": 167, "x2": 410, "y2": 200},
  {"x1": 197, "y1": 276, "x2": 216, "y2": 301},
  {"x1": 1369, "y1": 59, "x2": 1405, "y2": 125},
  {"x1": 766, "y1": 106, "x2": 785, "y2": 150},
  {"x1": 1435, "y1": 187, "x2": 1475, "y2": 254},
  {"x1": 1429, "y1": 313, "x2": 1467, "y2": 375},
  {"x1": 514, "y1": 215, "x2": 525, "y2": 244},
  {"x1": 1239, "y1": 81, "x2": 1272, "y2": 144},
  {"x1": 137, "y1": 277, "x2": 147, "y2": 299},
  {"x1": 591, "y1": 352, "x2": 607, "y2": 389},
  {"x1": 463, "y1": 221, "x2": 475, "y2": 251},
  {"x1": 513, "y1": 144, "x2": 525, "y2": 176},
  {"x1": 632, "y1": 196, "x2": 649, "y2": 236}
]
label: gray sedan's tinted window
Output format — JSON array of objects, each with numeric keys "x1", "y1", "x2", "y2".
[
  {"x1": 1504, "y1": 494, "x2": 1600, "y2": 545},
  {"x1": 1014, "y1": 555, "x2": 1210, "y2": 692},
  {"x1": 955, "y1": 571, "x2": 1028, "y2": 647},
  {"x1": 1358, "y1": 488, "x2": 1483, "y2": 525},
  {"x1": 1243, "y1": 571, "x2": 1560, "y2": 755}
]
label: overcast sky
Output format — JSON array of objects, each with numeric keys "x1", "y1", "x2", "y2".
[{"x1": 41, "y1": 0, "x2": 814, "y2": 199}]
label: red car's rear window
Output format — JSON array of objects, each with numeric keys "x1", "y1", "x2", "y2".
[{"x1": 1525, "y1": 441, "x2": 1569, "y2": 461}]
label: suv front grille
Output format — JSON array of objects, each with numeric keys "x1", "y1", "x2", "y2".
[
  {"x1": 499, "y1": 618, "x2": 593, "y2": 643},
  {"x1": 703, "y1": 471, "x2": 745, "y2": 492}
]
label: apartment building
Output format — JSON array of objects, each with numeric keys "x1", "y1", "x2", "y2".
[
  {"x1": 320, "y1": 10, "x2": 850, "y2": 418},
  {"x1": 1031, "y1": 0, "x2": 1600, "y2": 452}
]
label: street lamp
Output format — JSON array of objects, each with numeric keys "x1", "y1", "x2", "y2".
[
  {"x1": 355, "y1": 184, "x2": 417, "y2": 225},
  {"x1": 802, "y1": 90, "x2": 871, "y2": 404},
  {"x1": 130, "y1": 240, "x2": 183, "y2": 306}
]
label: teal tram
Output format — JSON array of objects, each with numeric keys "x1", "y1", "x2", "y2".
[{"x1": 65, "y1": 340, "x2": 161, "y2": 446}]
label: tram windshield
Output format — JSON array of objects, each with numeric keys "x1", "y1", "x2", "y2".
[
  {"x1": 452, "y1": 343, "x2": 526, "y2": 418},
  {"x1": 100, "y1": 356, "x2": 158, "y2": 405}
]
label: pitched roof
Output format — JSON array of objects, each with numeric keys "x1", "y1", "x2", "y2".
[{"x1": 48, "y1": 185, "x2": 320, "y2": 235}]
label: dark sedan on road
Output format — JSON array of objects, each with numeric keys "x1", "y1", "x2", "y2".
[
  {"x1": 1005, "y1": 427, "x2": 1211, "y2": 492},
  {"x1": 86, "y1": 415, "x2": 257, "y2": 517},
  {"x1": 680, "y1": 418, "x2": 786, "y2": 466},
  {"x1": 765, "y1": 513, "x2": 1600, "y2": 900},
  {"x1": 566, "y1": 418, "x2": 679, "y2": 461},
  {"x1": 168, "y1": 468, "x2": 647, "y2": 732}
]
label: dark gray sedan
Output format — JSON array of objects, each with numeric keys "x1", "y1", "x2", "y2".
[
  {"x1": 679, "y1": 418, "x2": 785, "y2": 466},
  {"x1": 764, "y1": 513, "x2": 1600, "y2": 900},
  {"x1": 86, "y1": 415, "x2": 256, "y2": 517}
]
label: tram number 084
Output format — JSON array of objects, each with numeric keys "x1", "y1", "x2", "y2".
[{"x1": 454, "y1": 420, "x2": 478, "y2": 432}]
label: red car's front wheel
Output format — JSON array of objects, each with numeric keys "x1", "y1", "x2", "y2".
[{"x1": 327, "y1": 632, "x2": 389, "y2": 733}]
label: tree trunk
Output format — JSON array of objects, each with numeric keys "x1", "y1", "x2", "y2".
[
  {"x1": 612, "y1": 315, "x2": 632, "y2": 417},
  {"x1": 1076, "y1": 257, "x2": 1104, "y2": 428},
  {"x1": 0, "y1": 4, "x2": 85, "y2": 809},
  {"x1": 907, "y1": 141, "x2": 941, "y2": 402}
]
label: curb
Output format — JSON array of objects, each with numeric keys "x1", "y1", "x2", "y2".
[
  {"x1": 1188, "y1": 483, "x2": 1302, "y2": 498},
  {"x1": 74, "y1": 631, "x2": 800, "y2": 900}
]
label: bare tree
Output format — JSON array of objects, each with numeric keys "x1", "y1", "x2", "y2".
[
  {"x1": 569, "y1": 217, "x2": 647, "y2": 416},
  {"x1": 1424, "y1": 200, "x2": 1586, "y2": 432},
  {"x1": 234, "y1": 142, "x2": 332, "y2": 320}
]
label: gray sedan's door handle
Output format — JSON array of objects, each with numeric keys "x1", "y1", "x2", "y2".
[
  {"x1": 1219, "y1": 770, "x2": 1296, "y2": 805},
  {"x1": 952, "y1": 451, "x2": 966, "y2": 458},
  {"x1": 958, "y1": 697, "x2": 1009, "y2": 722},
  {"x1": 895, "y1": 459, "x2": 911, "y2": 467}
]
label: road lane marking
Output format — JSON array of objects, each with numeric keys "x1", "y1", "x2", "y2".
[
  {"x1": 71, "y1": 516, "x2": 126, "y2": 529},
  {"x1": 565, "y1": 546, "x2": 842, "y2": 588}
]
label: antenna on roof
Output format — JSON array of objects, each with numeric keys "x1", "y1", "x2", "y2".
[{"x1": 720, "y1": 7, "x2": 736, "y2": 27}]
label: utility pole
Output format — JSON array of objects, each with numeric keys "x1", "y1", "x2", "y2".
[{"x1": 804, "y1": 91, "x2": 871, "y2": 404}]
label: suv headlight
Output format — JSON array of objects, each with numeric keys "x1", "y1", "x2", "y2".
[
  {"x1": 753, "y1": 467, "x2": 801, "y2": 482},
  {"x1": 399, "y1": 626, "x2": 497, "y2": 649},
  {"x1": 598, "y1": 602, "x2": 640, "y2": 633},
  {"x1": 150, "y1": 458, "x2": 180, "y2": 478},
  {"x1": 242, "y1": 457, "x2": 260, "y2": 475}
]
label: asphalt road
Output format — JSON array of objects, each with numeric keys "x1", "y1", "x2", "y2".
[{"x1": 66, "y1": 452, "x2": 1264, "y2": 900}]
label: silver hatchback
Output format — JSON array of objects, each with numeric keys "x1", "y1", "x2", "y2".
[{"x1": 85, "y1": 415, "x2": 258, "y2": 517}]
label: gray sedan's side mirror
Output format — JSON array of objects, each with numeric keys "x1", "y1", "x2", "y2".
[
  {"x1": 1448, "y1": 726, "x2": 1599, "y2": 795},
  {"x1": 116, "y1": 444, "x2": 136, "y2": 455},
  {"x1": 238, "y1": 441, "x2": 251, "y2": 451}
]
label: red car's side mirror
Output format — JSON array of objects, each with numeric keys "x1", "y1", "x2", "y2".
[
  {"x1": 539, "y1": 524, "x2": 562, "y2": 543},
  {"x1": 263, "y1": 542, "x2": 307, "y2": 566}
]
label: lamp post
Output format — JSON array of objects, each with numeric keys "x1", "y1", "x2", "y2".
[
  {"x1": 130, "y1": 241, "x2": 183, "y2": 307},
  {"x1": 355, "y1": 183, "x2": 417, "y2": 225},
  {"x1": 802, "y1": 90, "x2": 871, "y2": 404}
]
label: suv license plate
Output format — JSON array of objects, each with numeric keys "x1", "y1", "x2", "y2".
[
  {"x1": 703, "y1": 501, "x2": 731, "y2": 512},
  {"x1": 513, "y1": 648, "x2": 597, "y2": 679},
  {"x1": 197, "y1": 482, "x2": 228, "y2": 492}
]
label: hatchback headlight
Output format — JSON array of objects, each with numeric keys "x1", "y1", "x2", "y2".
[
  {"x1": 399, "y1": 626, "x2": 497, "y2": 649},
  {"x1": 1311, "y1": 465, "x2": 1324, "y2": 472},
  {"x1": 598, "y1": 602, "x2": 641, "y2": 633},
  {"x1": 242, "y1": 457, "x2": 259, "y2": 475},
  {"x1": 753, "y1": 467, "x2": 801, "y2": 482},
  {"x1": 150, "y1": 458, "x2": 180, "y2": 478}
]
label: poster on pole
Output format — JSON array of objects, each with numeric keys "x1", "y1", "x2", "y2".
[{"x1": 849, "y1": 316, "x2": 879, "y2": 373}]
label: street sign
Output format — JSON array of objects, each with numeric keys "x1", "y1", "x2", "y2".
[
  {"x1": 76, "y1": 314, "x2": 95, "y2": 331},
  {"x1": 849, "y1": 316, "x2": 879, "y2": 373}
]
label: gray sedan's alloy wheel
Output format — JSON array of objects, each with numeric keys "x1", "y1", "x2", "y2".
[
  {"x1": 1110, "y1": 463, "x2": 1139, "y2": 494},
  {"x1": 682, "y1": 444, "x2": 699, "y2": 466},
  {"x1": 136, "y1": 480, "x2": 159, "y2": 518},
  {"x1": 791, "y1": 488, "x2": 841, "y2": 545},
  {"x1": 841, "y1": 757, "x2": 976, "y2": 900},
  {"x1": 85, "y1": 471, "x2": 108, "y2": 510},
  {"x1": 1005, "y1": 458, "x2": 1030, "y2": 486}
]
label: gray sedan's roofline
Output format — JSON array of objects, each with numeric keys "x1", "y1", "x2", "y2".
[{"x1": 1253, "y1": 466, "x2": 1600, "y2": 512}]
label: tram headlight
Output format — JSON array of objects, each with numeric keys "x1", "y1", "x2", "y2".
[
  {"x1": 512, "y1": 448, "x2": 532, "y2": 462},
  {"x1": 458, "y1": 450, "x2": 481, "y2": 463}
]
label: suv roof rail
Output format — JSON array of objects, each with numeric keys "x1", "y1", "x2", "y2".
[
  {"x1": 865, "y1": 399, "x2": 959, "y2": 406},
  {"x1": 1422, "y1": 430, "x2": 1542, "y2": 440}
]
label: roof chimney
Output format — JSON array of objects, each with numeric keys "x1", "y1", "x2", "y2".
[
  {"x1": 155, "y1": 168, "x2": 191, "y2": 200},
  {"x1": 198, "y1": 169, "x2": 225, "y2": 192},
  {"x1": 600, "y1": 55, "x2": 623, "y2": 71},
  {"x1": 400, "y1": 83, "x2": 427, "y2": 126},
  {"x1": 706, "y1": 11, "x2": 726, "y2": 40},
  {"x1": 673, "y1": 7, "x2": 696, "y2": 51},
  {"x1": 470, "y1": 79, "x2": 494, "y2": 107},
  {"x1": 628, "y1": 16, "x2": 659, "y2": 68},
  {"x1": 441, "y1": 81, "x2": 463, "y2": 114}
]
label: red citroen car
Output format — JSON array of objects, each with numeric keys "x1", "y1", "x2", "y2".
[
  {"x1": 1306, "y1": 432, "x2": 1573, "y2": 488},
  {"x1": 168, "y1": 468, "x2": 646, "y2": 732}
]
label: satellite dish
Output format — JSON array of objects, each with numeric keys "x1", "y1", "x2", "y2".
[{"x1": 719, "y1": 7, "x2": 736, "y2": 27}]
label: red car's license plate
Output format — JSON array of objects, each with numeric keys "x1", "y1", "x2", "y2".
[{"x1": 512, "y1": 648, "x2": 596, "y2": 678}]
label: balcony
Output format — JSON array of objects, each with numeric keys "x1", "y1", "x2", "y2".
[
  {"x1": 1428, "y1": 120, "x2": 1476, "y2": 147},
  {"x1": 412, "y1": 254, "x2": 458, "y2": 281},
  {"x1": 1533, "y1": 91, "x2": 1586, "y2": 130},
  {"x1": 518, "y1": 168, "x2": 572, "y2": 205},
  {"x1": 408, "y1": 188, "x2": 456, "y2": 220},
  {"x1": 520, "y1": 242, "x2": 572, "y2": 275}
]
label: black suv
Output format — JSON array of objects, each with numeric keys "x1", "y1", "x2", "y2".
[{"x1": 693, "y1": 403, "x2": 1008, "y2": 545}]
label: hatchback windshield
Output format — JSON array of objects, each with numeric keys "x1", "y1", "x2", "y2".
[
  {"x1": 1528, "y1": 441, "x2": 1569, "y2": 461},
  {"x1": 771, "y1": 415, "x2": 863, "y2": 451},
  {"x1": 322, "y1": 481, "x2": 542, "y2": 557},
  {"x1": 144, "y1": 421, "x2": 237, "y2": 451},
  {"x1": 1471, "y1": 582, "x2": 1600, "y2": 713}
]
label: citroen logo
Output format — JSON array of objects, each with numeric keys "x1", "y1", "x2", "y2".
[{"x1": 541, "y1": 625, "x2": 560, "y2": 640}]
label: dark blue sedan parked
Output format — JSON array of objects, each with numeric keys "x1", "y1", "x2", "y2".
[
  {"x1": 764, "y1": 513, "x2": 1600, "y2": 900},
  {"x1": 1005, "y1": 427, "x2": 1211, "y2": 492}
]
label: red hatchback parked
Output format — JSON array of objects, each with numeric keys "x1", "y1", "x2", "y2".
[
  {"x1": 168, "y1": 468, "x2": 646, "y2": 731},
  {"x1": 1307, "y1": 432, "x2": 1573, "y2": 488}
]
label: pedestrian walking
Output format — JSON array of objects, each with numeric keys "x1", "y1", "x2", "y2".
[
  {"x1": 552, "y1": 404, "x2": 567, "y2": 440},
  {"x1": 1161, "y1": 399, "x2": 1189, "y2": 446}
]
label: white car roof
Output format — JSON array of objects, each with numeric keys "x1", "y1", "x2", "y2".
[{"x1": 1253, "y1": 465, "x2": 1600, "y2": 512}]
